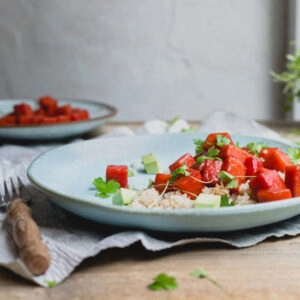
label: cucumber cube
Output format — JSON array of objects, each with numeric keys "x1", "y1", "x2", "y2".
[
  {"x1": 141, "y1": 153, "x2": 159, "y2": 174},
  {"x1": 112, "y1": 188, "x2": 137, "y2": 206},
  {"x1": 194, "y1": 193, "x2": 221, "y2": 208}
]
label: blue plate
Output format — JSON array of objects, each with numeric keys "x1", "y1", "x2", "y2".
[
  {"x1": 0, "y1": 98, "x2": 117, "y2": 140},
  {"x1": 27, "y1": 132, "x2": 300, "y2": 232}
]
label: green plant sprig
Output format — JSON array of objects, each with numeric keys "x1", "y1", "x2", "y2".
[
  {"x1": 190, "y1": 268, "x2": 223, "y2": 288},
  {"x1": 92, "y1": 177, "x2": 120, "y2": 198},
  {"x1": 270, "y1": 45, "x2": 300, "y2": 111}
]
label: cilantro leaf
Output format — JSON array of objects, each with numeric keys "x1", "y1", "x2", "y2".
[
  {"x1": 246, "y1": 142, "x2": 268, "y2": 156},
  {"x1": 220, "y1": 194, "x2": 235, "y2": 207},
  {"x1": 190, "y1": 268, "x2": 222, "y2": 288},
  {"x1": 190, "y1": 268, "x2": 208, "y2": 278},
  {"x1": 194, "y1": 139, "x2": 204, "y2": 154},
  {"x1": 92, "y1": 177, "x2": 120, "y2": 198},
  {"x1": 207, "y1": 147, "x2": 220, "y2": 158},
  {"x1": 196, "y1": 155, "x2": 207, "y2": 164},
  {"x1": 218, "y1": 171, "x2": 238, "y2": 189},
  {"x1": 218, "y1": 170, "x2": 234, "y2": 182},
  {"x1": 287, "y1": 147, "x2": 300, "y2": 164},
  {"x1": 169, "y1": 165, "x2": 190, "y2": 183},
  {"x1": 195, "y1": 146, "x2": 221, "y2": 165},
  {"x1": 148, "y1": 273, "x2": 178, "y2": 291},
  {"x1": 225, "y1": 178, "x2": 238, "y2": 189},
  {"x1": 216, "y1": 135, "x2": 230, "y2": 147},
  {"x1": 45, "y1": 280, "x2": 57, "y2": 287}
]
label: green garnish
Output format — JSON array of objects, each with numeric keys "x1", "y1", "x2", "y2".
[
  {"x1": 216, "y1": 135, "x2": 230, "y2": 147},
  {"x1": 287, "y1": 147, "x2": 300, "y2": 164},
  {"x1": 148, "y1": 273, "x2": 178, "y2": 291},
  {"x1": 128, "y1": 169, "x2": 135, "y2": 177},
  {"x1": 218, "y1": 171, "x2": 238, "y2": 189},
  {"x1": 196, "y1": 147, "x2": 221, "y2": 164},
  {"x1": 194, "y1": 139, "x2": 205, "y2": 154},
  {"x1": 148, "y1": 178, "x2": 154, "y2": 188},
  {"x1": 169, "y1": 165, "x2": 190, "y2": 183},
  {"x1": 196, "y1": 155, "x2": 207, "y2": 164},
  {"x1": 45, "y1": 280, "x2": 57, "y2": 287},
  {"x1": 207, "y1": 147, "x2": 220, "y2": 158},
  {"x1": 190, "y1": 268, "x2": 222, "y2": 288},
  {"x1": 270, "y1": 45, "x2": 300, "y2": 111},
  {"x1": 246, "y1": 142, "x2": 268, "y2": 156},
  {"x1": 92, "y1": 177, "x2": 120, "y2": 198},
  {"x1": 220, "y1": 194, "x2": 235, "y2": 207}
]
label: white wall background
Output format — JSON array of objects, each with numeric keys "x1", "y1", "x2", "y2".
[{"x1": 0, "y1": 0, "x2": 288, "y2": 121}]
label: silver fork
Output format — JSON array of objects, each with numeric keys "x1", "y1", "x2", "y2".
[
  {"x1": 0, "y1": 177, "x2": 31, "y2": 212},
  {"x1": 0, "y1": 177, "x2": 51, "y2": 276}
]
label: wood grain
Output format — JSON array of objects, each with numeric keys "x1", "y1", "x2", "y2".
[
  {"x1": 7, "y1": 198, "x2": 51, "y2": 275},
  {"x1": 1, "y1": 237, "x2": 300, "y2": 299}
]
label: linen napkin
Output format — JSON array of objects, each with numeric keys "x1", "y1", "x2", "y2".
[{"x1": 0, "y1": 110, "x2": 300, "y2": 287}]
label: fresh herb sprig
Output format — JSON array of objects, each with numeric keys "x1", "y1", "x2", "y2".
[
  {"x1": 216, "y1": 135, "x2": 231, "y2": 147},
  {"x1": 45, "y1": 280, "x2": 57, "y2": 287},
  {"x1": 196, "y1": 147, "x2": 221, "y2": 164},
  {"x1": 218, "y1": 171, "x2": 238, "y2": 189},
  {"x1": 92, "y1": 177, "x2": 120, "y2": 198},
  {"x1": 148, "y1": 273, "x2": 178, "y2": 291},
  {"x1": 270, "y1": 45, "x2": 300, "y2": 111},
  {"x1": 194, "y1": 139, "x2": 205, "y2": 154},
  {"x1": 220, "y1": 194, "x2": 235, "y2": 207},
  {"x1": 245, "y1": 142, "x2": 268, "y2": 156},
  {"x1": 169, "y1": 164, "x2": 190, "y2": 183},
  {"x1": 287, "y1": 147, "x2": 300, "y2": 164},
  {"x1": 148, "y1": 268, "x2": 222, "y2": 292},
  {"x1": 190, "y1": 268, "x2": 222, "y2": 288}
]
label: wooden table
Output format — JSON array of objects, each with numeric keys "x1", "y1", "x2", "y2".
[{"x1": 1, "y1": 121, "x2": 300, "y2": 299}]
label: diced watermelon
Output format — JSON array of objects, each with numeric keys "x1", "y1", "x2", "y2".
[
  {"x1": 249, "y1": 168, "x2": 287, "y2": 196},
  {"x1": 154, "y1": 173, "x2": 173, "y2": 193},
  {"x1": 219, "y1": 144, "x2": 249, "y2": 164},
  {"x1": 263, "y1": 148, "x2": 293, "y2": 173},
  {"x1": 203, "y1": 132, "x2": 233, "y2": 150},
  {"x1": 245, "y1": 156, "x2": 264, "y2": 176},
  {"x1": 14, "y1": 103, "x2": 34, "y2": 117},
  {"x1": 38, "y1": 96, "x2": 58, "y2": 116},
  {"x1": 222, "y1": 156, "x2": 247, "y2": 186},
  {"x1": 200, "y1": 159, "x2": 223, "y2": 185},
  {"x1": 256, "y1": 188, "x2": 292, "y2": 203},
  {"x1": 173, "y1": 169, "x2": 205, "y2": 199},
  {"x1": 57, "y1": 104, "x2": 72, "y2": 116},
  {"x1": 169, "y1": 153, "x2": 196, "y2": 173},
  {"x1": 285, "y1": 165, "x2": 300, "y2": 197},
  {"x1": 259, "y1": 147, "x2": 279, "y2": 161},
  {"x1": 106, "y1": 165, "x2": 128, "y2": 188}
]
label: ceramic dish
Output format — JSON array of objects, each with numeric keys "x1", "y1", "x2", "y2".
[
  {"x1": 0, "y1": 98, "x2": 117, "y2": 140},
  {"x1": 27, "y1": 132, "x2": 300, "y2": 232}
]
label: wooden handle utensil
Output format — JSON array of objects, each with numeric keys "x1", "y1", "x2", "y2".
[{"x1": 7, "y1": 198, "x2": 51, "y2": 275}]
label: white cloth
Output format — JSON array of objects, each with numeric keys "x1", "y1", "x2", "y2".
[{"x1": 0, "y1": 110, "x2": 299, "y2": 287}]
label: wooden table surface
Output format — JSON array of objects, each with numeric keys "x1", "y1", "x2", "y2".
[{"x1": 1, "y1": 121, "x2": 300, "y2": 299}]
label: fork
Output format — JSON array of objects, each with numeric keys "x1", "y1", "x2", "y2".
[{"x1": 0, "y1": 177, "x2": 51, "y2": 276}]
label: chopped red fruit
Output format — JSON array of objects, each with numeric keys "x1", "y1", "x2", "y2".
[{"x1": 106, "y1": 165, "x2": 128, "y2": 188}]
